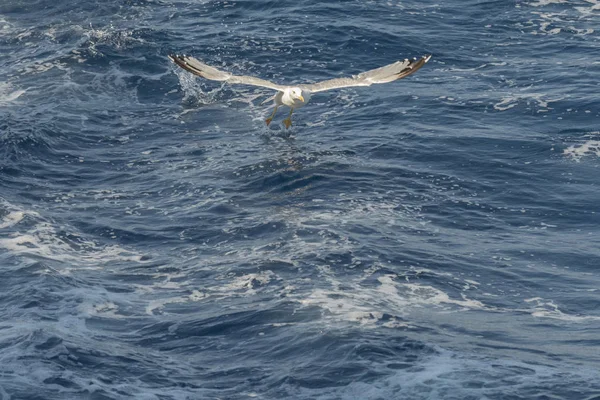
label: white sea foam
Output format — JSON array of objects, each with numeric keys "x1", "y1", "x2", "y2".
[
  {"x1": 298, "y1": 270, "x2": 485, "y2": 327},
  {"x1": 139, "y1": 269, "x2": 278, "y2": 315},
  {"x1": 564, "y1": 139, "x2": 600, "y2": 161},
  {"x1": 575, "y1": 0, "x2": 600, "y2": 16},
  {"x1": 0, "y1": 211, "x2": 26, "y2": 229},
  {"x1": 83, "y1": 24, "x2": 144, "y2": 55},
  {"x1": 0, "y1": 17, "x2": 13, "y2": 38},
  {"x1": 538, "y1": 21, "x2": 561, "y2": 34},
  {"x1": 174, "y1": 66, "x2": 226, "y2": 106},
  {"x1": 178, "y1": 233, "x2": 600, "y2": 327},
  {"x1": 278, "y1": 194, "x2": 424, "y2": 234},
  {"x1": 524, "y1": 297, "x2": 600, "y2": 321},
  {"x1": 0, "y1": 82, "x2": 26, "y2": 106},
  {"x1": 219, "y1": 271, "x2": 276, "y2": 294},
  {"x1": 524, "y1": 0, "x2": 599, "y2": 36},
  {"x1": 526, "y1": 0, "x2": 567, "y2": 6},
  {"x1": 20, "y1": 60, "x2": 70, "y2": 75},
  {"x1": 133, "y1": 259, "x2": 280, "y2": 316},
  {"x1": 493, "y1": 92, "x2": 561, "y2": 111},
  {"x1": 0, "y1": 201, "x2": 146, "y2": 267},
  {"x1": 145, "y1": 290, "x2": 207, "y2": 315}
]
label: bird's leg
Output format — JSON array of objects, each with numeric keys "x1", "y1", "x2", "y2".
[
  {"x1": 283, "y1": 108, "x2": 294, "y2": 129},
  {"x1": 265, "y1": 105, "x2": 279, "y2": 126}
]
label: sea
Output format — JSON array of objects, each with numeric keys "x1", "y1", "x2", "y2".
[{"x1": 1, "y1": 0, "x2": 599, "y2": 399}]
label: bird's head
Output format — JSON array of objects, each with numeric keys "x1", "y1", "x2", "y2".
[{"x1": 290, "y1": 87, "x2": 305, "y2": 102}]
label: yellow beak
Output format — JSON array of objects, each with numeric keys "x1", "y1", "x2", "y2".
[{"x1": 298, "y1": 95, "x2": 305, "y2": 102}]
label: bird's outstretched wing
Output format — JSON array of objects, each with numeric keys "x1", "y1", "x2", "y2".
[
  {"x1": 300, "y1": 55, "x2": 431, "y2": 93},
  {"x1": 169, "y1": 54, "x2": 287, "y2": 91}
]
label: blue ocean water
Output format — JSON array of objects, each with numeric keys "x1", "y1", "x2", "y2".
[{"x1": 1, "y1": 0, "x2": 599, "y2": 398}]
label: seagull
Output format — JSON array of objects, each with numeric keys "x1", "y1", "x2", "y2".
[{"x1": 169, "y1": 54, "x2": 431, "y2": 128}]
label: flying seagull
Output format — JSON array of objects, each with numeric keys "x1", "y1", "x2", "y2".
[{"x1": 169, "y1": 54, "x2": 431, "y2": 128}]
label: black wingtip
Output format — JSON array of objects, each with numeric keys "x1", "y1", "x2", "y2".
[
  {"x1": 168, "y1": 54, "x2": 181, "y2": 65},
  {"x1": 169, "y1": 54, "x2": 191, "y2": 69},
  {"x1": 394, "y1": 55, "x2": 431, "y2": 79},
  {"x1": 169, "y1": 54, "x2": 191, "y2": 63}
]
